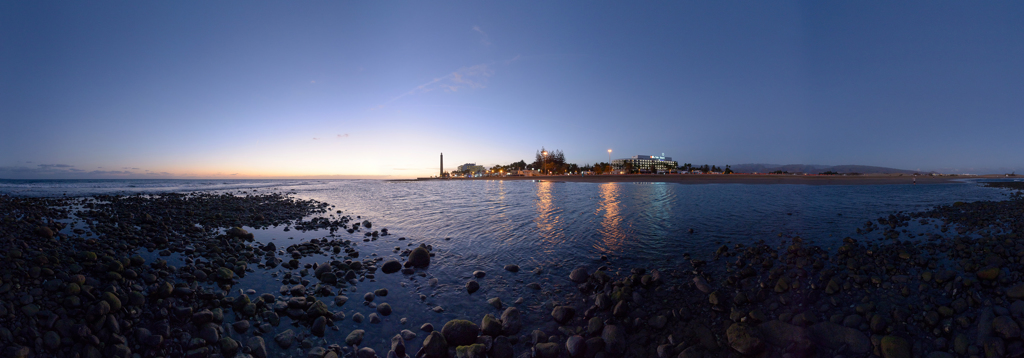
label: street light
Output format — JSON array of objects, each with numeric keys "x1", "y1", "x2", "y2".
[{"x1": 541, "y1": 150, "x2": 548, "y2": 175}]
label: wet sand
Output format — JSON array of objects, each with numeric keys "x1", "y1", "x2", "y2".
[{"x1": 411, "y1": 174, "x2": 973, "y2": 185}]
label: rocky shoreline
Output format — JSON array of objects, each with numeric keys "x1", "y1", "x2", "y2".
[{"x1": 0, "y1": 188, "x2": 1022, "y2": 358}]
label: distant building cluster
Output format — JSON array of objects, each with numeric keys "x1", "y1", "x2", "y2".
[
  {"x1": 612, "y1": 154, "x2": 678, "y2": 174},
  {"x1": 457, "y1": 163, "x2": 485, "y2": 174}
]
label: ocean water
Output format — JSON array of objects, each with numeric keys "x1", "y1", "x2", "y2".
[{"x1": 0, "y1": 178, "x2": 1016, "y2": 354}]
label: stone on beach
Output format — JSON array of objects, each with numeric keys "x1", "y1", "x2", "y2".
[
  {"x1": 405, "y1": 247, "x2": 431, "y2": 268},
  {"x1": 441, "y1": 319, "x2": 480, "y2": 347}
]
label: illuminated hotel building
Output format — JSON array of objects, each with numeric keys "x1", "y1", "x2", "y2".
[
  {"x1": 458, "y1": 163, "x2": 485, "y2": 174},
  {"x1": 611, "y1": 154, "x2": 678, "y2": 173}
]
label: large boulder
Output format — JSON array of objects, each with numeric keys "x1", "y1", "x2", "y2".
[
  {"x1": 405, "y1": 247, "x2": 431, "y2": 268},
  {"x1": 420, "y1": 331, "x2": 447, "y2": 358},
  {"x1": 481, "y1": 314, "x2": 502, "y2": 337},
  {"x1": 501, "y1": 307, "x2": 522, "y2": 335},
  {"x1": 381, "y1": 260, "x2": 402, "y2": 274},
  {"x1": 441, "y1": 319, "x2": 479, "y2": 347},
  {"x1": 566, "y1": 335, "x2": 586, "y2": 358},
  {"x1": 346, "y1": 329, "x2": 365, "y2": 346},
  {"x1": 534, "y1": 343, "x2": 560, "y2": 358},
  {"x1": 247, "y1": 336, "x2": 267, "y2": 358},
  {"x1": 552, "y1": 306, "x2": 576, "y2": 324},
  {"x1": 993, "y1": 316, "x2": 1021, "y2": 339},
  {"x1": 456, "y1": 344, "x2": 487, "y2": 358},
  {"x1": 602, "y1": 325, "x2": 626, "y2": 354},
  {"x1": 569, "y1": 267, "x2": 589, "y2": 283},
  {"x1": 274, "y1": 329, "x2": 295, "y2": 348},
  {"x1": 726, "y1": 323, "x2": 764, "y2": 355},
  {"x1": 306, "y1": 300, "x2": 330, "y2": 319}
]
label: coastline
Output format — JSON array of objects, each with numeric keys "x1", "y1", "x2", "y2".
[
  {"x1": 1, "y1": 184, "x2": 1022, "y2": 357},
  {"x1": 403, "y1": 174, "x2": 984, "y2": 185}
]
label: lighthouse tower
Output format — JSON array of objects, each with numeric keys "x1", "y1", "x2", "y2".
[{"x1": 440, "y1": 153, "x2": 444, "y2": 178}]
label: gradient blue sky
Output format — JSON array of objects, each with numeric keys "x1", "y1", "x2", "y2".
[{"x1": 2, "y1": 1, "x2": 1022, "y2": 178}]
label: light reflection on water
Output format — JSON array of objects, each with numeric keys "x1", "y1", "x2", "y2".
[{"x1": 597, "y1": 182, "x2": 624, "y2": 254}]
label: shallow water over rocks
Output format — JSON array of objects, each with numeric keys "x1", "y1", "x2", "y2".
[{"x1": 2, "y1": 179, "x2": 1015, "y2": 356}]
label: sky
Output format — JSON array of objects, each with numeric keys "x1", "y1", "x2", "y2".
[{"x1": 2, "y1": 1, "x2": 1023, "y2": 179}]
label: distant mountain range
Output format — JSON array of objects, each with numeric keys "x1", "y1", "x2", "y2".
[{"x1": 729, "y1": 164, "x2": 929, "y2": 175}]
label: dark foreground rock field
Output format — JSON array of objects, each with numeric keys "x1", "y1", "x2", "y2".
[{"x1": 0, "y1": 188, "x2": 1023, "y2": 358}]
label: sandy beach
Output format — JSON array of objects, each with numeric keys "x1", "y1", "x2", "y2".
[{"x1": 408, "y1": 173, "x2": 988, "y2": 185}]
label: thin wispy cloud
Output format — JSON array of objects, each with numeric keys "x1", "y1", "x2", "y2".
[
  {"x1": 337, "y1": 134, "x2": 349, "y2": 138},
  {"x1": 472, "y1": 26, "x2": 491, "y2": 46},
  {"x1": 386, "y1": 63, "x2": 495, "y2": 104}
]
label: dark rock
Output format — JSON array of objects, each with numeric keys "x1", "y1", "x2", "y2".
[
  {"x1": 356, "y1": 347, "x2": 377, "y2": 358},
  {"x1": 492, "y1": 336, "x2": 514, "y2": 358},
  {"x1": 1007, "y1": 284, "x2": 1024, "y2": 298},
  {"x1": 193, "y1": 309, "x2": 214, "y2": 324},
  {"x1": 693, "y1": 276, "x2": 712, "y2": 293},
  {"x1": 552, "y1": 306, "x2": 576, "y2": 324},
  {"x1": 335, "y1": 295, "x2": 349, "y2": 306},
  {"x1": 320, "y1": 272, "x2": 337, "y2": 284},
  {"x1": 487, "y1": 297, "x2": 502, "y2": 309},
  {"x1": 307, "y1": 300, "x2": 330, "y2": 318},
  {"x1": 311, "y1": 316, "x2": 327, "y2": 337},
  {"x1": 346, "y1": 329, "x2": 365, "y2": 346},
  {"x1": 248, "y1": 336, "x2": 268, "y2": 358},
  {"x1": 442, "y1": 319, "x2": 480, "y2": 346},
  {"x1": 405, "y1": 247, "x2": 430, "y2": 268},
  {"x1": 391, "y1": 334, "x2": 406, "y2": 356},
  {"x1": 456, "y1": 343, "x2": 487, "y2": 358},
  {"x1": 198, "y1": 323, "x2": 220, "y2": 344},
  {"x1": 275, "y1": 329, "x2": 296, "y2": 348},
  {"x1": 602, "y1": 325, "x2": 626, "y2": 355},
  {"x1": 501, "y1": 307, "x2": 522, "y2": 335},
  {"x1": 377, "y1": 303, "x2": 392, "y2": 316},
  {"x1": 43, "y1": 331, "x2": 60, "y2": 351},
  {"x1": 984, "y1": 337, "x2": 1006, "y2": 358},
  {"x1": 381, "y1": 260, "x2": 402, "y2": 274},
  {"x1": 880, "y1": 335, "x2": 911, "y2": 358},
  {"x1": 232, "y1": 320, "x2": 251, "y2": 334},
  {"x1": 535, "y1": 342, "x2": 559, "y2": 358},
  {"x1": 219, "y1": 337, "x2": 239, "y2": 356},
  {"x1": 613, "y1": 300, "x2": 629, "y2": 317},
  {"x1": 466, "y1": 280, "x2": 480, "y2": 294},
  {"x1": 977, "y1": 266, "x2": 1000, "y2": 281},
  {"x1": 726, "y1": 323, "x2": 764, "y2": 355},
  {"x1": 569, "y1": 267, "x2": 589, "y2": 283},
  {"x1": 481, "y1": 314, "x2": 502, "y2": 336},
  {"x1": 504, "y1": 264, "x2": 519, "y2": 272},
  {"x1": 587, "y1": 317, "x2": 604, "y2": 335},
  {"x1": 421, "y1": 331, "x2": 447, "y2": 358},
  {"x1": 566, "y1": 335, "x2": 586, "y2": 358},
  {"x1": 993, "y1": 316, "x2": 1021, "y2": 339}
]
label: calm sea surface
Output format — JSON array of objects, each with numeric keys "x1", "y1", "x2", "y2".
[{"x1": 0, "y1": 178, "x2": 1017, "y2": 353}]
